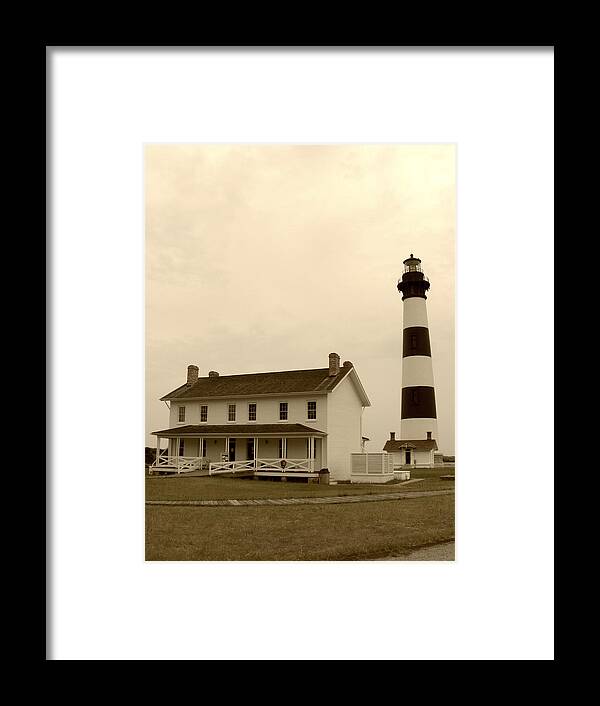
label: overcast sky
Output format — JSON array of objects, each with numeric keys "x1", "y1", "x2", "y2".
[{"x1": 146, "y1": 144, "x2": 455, "y2": 454}]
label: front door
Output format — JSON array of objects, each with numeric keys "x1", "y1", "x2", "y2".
[
  {"x1": 405, "y1": 450, "x2": 411, "y2": 465},
  {"x1": 247, "y1": 439, "x2": 255, "y2": 460},
  {"x1": 229, "y1": 439, "x2": 236, "y2": 462}
]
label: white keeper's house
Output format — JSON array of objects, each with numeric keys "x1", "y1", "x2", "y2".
[{"x1": 151, "y1": 353, "x2": 372, "y2": 482}]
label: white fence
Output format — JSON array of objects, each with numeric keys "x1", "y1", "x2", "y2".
[
  {"x1": 209, "y1": 458, "x2": 316, "y2": 475},
  {"x1": 351, "y1": 453, "x2": 395, "y2": 475},
  {"x1": 151, "y1": 455, "x2": 209, "y2": 473},
  {"x1": 209, "y1": 460, "x2": 256, "y2": 475},
  {"x1": 256, "y1": 458, "x2": 315, "y2": 472},
  {"x1": 152, "y1": 455, "x2": 317, "y2": 476}
]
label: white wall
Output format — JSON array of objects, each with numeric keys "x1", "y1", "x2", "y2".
[
  {"x1": 326, "y1": 375, "x2": 364, "y2": 481},
  {"x1": 286, "y1": 437, "x2": 307, "y2": 458},
  {"x1": 400, "y1": 417, "x2": 438, "y2": 442},
  {"x1": 402, "y1": 296, "x2": 429, "y2": 328},
  {"x1": 167, "y1": 395, "x2": 328, "y2": 430},
  {"x1": 390, "y1": 449, "x2": 435, "y2": 468},
  {"x1": 161, "y1": 392, "x2": 333, "y2": 469},
  {"x1": 401, "y1": 356, "x2": 435, "y2": 387},
  {"x1": 414, "y1": 449, "x2": 434, "y2": 467},
  {"x1": 204, "y1": 438, "x2": 228, "y2": 462}
]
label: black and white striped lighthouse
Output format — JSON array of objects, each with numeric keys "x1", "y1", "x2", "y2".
[{"x1": 397, "y1": 254, "x2": 438, "y2": 442}]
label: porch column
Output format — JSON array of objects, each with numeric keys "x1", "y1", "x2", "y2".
[
  {"x1": 225, "y1": 437, "x2": 229, "y2": 460},
  {"x1": 155, "y1": 435, "x2": 160, "y2": 466},
  {"x1": 254, "y1": 437, "x2": 258, "y2": 469},
  {"x1": 282, "y1": 437, "x2": 287, "y2": 458}
]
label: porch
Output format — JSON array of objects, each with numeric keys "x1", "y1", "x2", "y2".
[{"x1": 150, "y1": 423, "x2": 326, "y2": 478}]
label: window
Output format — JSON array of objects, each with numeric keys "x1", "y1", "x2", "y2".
[
  {"x1": 410, "y1": 334, "x2": 418, "y2": 350},
  {"x1": 279, "y1": 402, "x2": 288, "y2": 421},
  {"x1": 247, "y1": 439, "x2": 255, "y2": 460},
  {"x1": 307, "y1": 401, "x2": 317, "y2": 420},
  {"x1": 200, "y1": 405, "x2": 208, "y2": 422},
  {"x1": 178, "y1": 406, "x2": 186, "y2": 422},
  {"x1": 278, "y1": 439, "x2": 284, "y2": 458},
  {"x1": 178, "y1": 439, "x2": 185, "y2": 456},
  {"x1": 248, "y1": 403, "x2": 257, "y2": 421},
  {"x1": 228, "y1": 404, "x2": 236, "y2": 422},
  {"x1": 411, "y1": 389, "x2": 419, "y2": 405}
]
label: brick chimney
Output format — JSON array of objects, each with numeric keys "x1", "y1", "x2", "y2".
[
  {"x1": 427, "y1": 431, "x2": 432, "y2": 440},
  {"x1": 187, "y1": 365, "x2": 199, "y2": 385},
  {"x1": 328, "y1": 352, "x2": 340, "y2": 376},
  {"x1": 208, "y1": 371, "x2": 219, "y2": 378},
  {"x1": 390, "y1": 432, "x2": 396, "y2": 441},
  {"x1": 343, "y1": 360, "x2": 353, "y2": 369}
]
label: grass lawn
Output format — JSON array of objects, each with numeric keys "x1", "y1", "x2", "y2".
[
  {"x1": 145, "y1": 470, "x2": 454, "y2": 502},
  {"x1": 413, "y1": 466, "x2": 455, "y2": 478},
  {"x1": 145, "y1": 493, "x2": 455, "y2": 561}
]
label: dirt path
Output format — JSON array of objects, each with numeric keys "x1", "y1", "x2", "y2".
[
  {"x1": 377, "y1": 541, "x2": 455, "y2": 561},
  {"x1": 146, "y1": 489, "x2": 454, "y2": 507}
]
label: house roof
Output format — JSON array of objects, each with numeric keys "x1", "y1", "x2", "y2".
[
  {"x1": 383, "y1": 439, "x2": 438, "y2": 452},
  {"x1": 161, "y1": 363, "x2": 371, "y2": 404},
  {"x1": 152, "y1": 423, "x2": 327, "y2": 437}
]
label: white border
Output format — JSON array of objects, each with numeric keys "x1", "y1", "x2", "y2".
[{"x1": 49, "y1": 48, "x2": 554, "y2": 660}]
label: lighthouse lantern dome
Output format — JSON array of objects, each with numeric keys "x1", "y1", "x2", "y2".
[
  {"x1": 403, "y1": 253, "x2": 422, "y2": 272},
  {"x1": 398, "y1": 253, "x2": 430, "y2": 299}
]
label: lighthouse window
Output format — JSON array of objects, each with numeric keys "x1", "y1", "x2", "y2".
[
  {"x1": 410, "y1": 334, "x2": 418, "y2": 349},
  {"x1": 411, "y1": 389, "x2": 419, "y2": 404}
]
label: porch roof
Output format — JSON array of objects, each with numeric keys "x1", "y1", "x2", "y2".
[
  {"x1": 152, "y1": 423, "x2": 327, "y2": 438},
  {"x1": 383, "y1": 439, "x2": 438, "y2": 452}
]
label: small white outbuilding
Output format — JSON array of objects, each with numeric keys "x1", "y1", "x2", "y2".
[{"x1": 383, "y1": 432, "x2": 438, "y2": 469}]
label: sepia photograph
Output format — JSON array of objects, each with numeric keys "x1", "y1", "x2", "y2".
[
  {"x1": 49, "y1": 47, "x2": 553, "y2": 660},
  {"x1": 145, "y1": 144, "x2": 455, "y2": 561}
]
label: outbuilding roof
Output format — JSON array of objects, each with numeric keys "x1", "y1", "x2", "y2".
[{"x1": 383, "y1": 439, "x2": 438, "y2": 452}]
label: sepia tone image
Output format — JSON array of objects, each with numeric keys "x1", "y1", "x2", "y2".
[{"x1": 145, "y1": 144, "x2": 455, "y2": 561}]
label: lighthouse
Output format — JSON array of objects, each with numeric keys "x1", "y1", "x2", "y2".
[{"x1": 397, "y1": 254, "x2": 438, "y2": 443}]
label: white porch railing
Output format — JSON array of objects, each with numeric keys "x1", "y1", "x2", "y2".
[
  {"x1": 152, "y1": 455, "x2": 317, "y2": 476},
  {"x1": 151, "y1": 456, "x2": 209, "y2": 473},
  {"x1": 208, "y1": 460, "x2": 256, "y2": 475},
  {"x1": 208, "y1": 458, "x2": 316, "y2": 475},
  {"x1": 255, "y1": 458, "x2": 315, "y2": 472}
]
